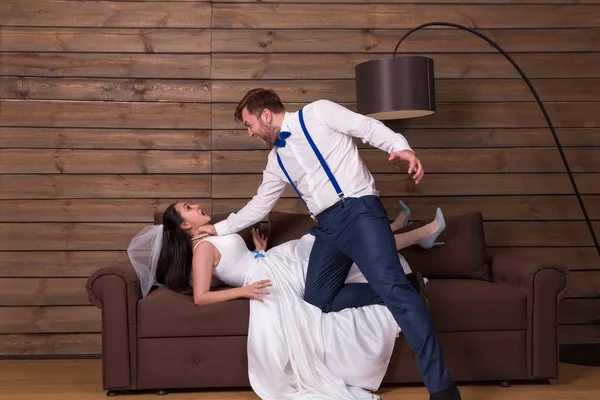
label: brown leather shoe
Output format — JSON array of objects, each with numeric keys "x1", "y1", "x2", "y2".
[{"x1": 430, "y1": 385, "x2": 462, "y2": 400}]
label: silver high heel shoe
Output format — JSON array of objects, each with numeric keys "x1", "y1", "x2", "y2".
[
  {"x1": 418, "y1": 208, "x2": 446, "y2": 249},
  {"x1": 398, "y1": 200, "x2": 411, "y2": 228}
]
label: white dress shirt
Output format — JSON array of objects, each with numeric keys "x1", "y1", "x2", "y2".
[{"x1": 214, "y1": 99, "x2": 413, "y2": 236}]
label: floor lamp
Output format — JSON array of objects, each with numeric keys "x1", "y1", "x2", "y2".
[{"x1": 354, "y1": 22, "x2": 600, "y2": 366}]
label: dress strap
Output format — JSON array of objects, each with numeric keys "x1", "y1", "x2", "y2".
[{"x1": 192, "y1": 236, "x2": 211, "y2": 252}]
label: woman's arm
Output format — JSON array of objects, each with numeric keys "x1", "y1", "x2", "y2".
[{"x1": 191, "y1": 241, "x2": 271, "y2": 305}]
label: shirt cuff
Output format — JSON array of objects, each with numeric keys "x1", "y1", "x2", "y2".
[
  {"x1": 391, "y1": 143, "x2": 414, "y2": 154},
  {"x1": 213, "y1": 220, "x2": 231, "y2": 236}
]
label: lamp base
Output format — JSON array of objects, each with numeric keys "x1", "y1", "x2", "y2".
[{"x1": 559, "y1": 344, "x2": 600, "y2": 366}]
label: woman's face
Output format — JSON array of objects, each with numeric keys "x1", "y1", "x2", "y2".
[{"x1": 175, "y1": 202, "x2": 211, "y2": 232}]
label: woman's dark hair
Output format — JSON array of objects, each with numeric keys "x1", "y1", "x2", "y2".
[{"x1": 156, "y1": 203, "x2": 193, "y2": 295}]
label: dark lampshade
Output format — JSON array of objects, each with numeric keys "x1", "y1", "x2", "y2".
[{"x1": 355, "y1": 56, "x2": 436, "y2": 120}]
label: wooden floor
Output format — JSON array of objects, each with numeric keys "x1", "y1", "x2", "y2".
[{"x1": 1, "y1": 360, "x2": 599, "y2": 399}]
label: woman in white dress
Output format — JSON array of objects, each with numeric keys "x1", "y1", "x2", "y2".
[{"x1": 128, "y1": 201, "x2": 446, "y2": 400}]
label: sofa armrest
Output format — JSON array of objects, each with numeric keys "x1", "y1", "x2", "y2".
[
  {"x1": 491, "y1": 254, "x2": 570, "y2": 379},
  {"x1": 86, "y1": 261, "x2": 141, "y2": 391}
]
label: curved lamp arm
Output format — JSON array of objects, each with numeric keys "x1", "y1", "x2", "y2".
[{"x1": 393, "y1": 22, "x2": 600, "y2": 259}]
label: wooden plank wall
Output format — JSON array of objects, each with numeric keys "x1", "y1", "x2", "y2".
[{"x1": 0, "y1": 0, "x2": 599, "y2": 356}]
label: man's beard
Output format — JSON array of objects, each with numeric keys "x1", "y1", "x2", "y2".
[{"x1": 259, "y1": 121, "x2": 278, "y2": 148}]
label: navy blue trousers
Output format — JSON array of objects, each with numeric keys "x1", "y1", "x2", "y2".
[{"x1": 303, "y1": 195, "x2": 454, "y2": 394}]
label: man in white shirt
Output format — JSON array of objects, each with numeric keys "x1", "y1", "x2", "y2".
[{"x1": 204, "y1": 88, "x2": 461, "y2": 400}]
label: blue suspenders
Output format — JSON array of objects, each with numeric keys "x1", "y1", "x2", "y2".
[{"x1": 276, "y1": 107, "x2": 345, "y2": 221}]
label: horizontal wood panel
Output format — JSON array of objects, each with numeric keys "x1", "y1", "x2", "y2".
[
  {"x1": 212, "y1": 195, "x2": 600, "y2": 221},
  {"x1": 0, "y1": 251, "x2": 127, "y2": 278},
  {"x1": 487, "y1": 248, "x2": 600, "y2": 272},
  {"x1": 0, "y1": 175, "x2": 212, "y2": 199},
  {"x1": 4, "y1": 195, "x2": 596, "y2": 223},
  {"x1": 0, "y1": 127, "x2": 210, "y2": 150},
  {"x1": 0, "y1": 127, "x2": 211, "y2": 150},
  {"x1": 211, "y1": 148, "x2": 599, "y2": 174},
  {"x1": 396, "y1": 128, "x2": 600, "y2": 149},
  {"x1": 483, "y1": 222, "x2": 599, "y2": 247},
  {"x1": 0, "y1": 28, "x2": 211, "y2": 53},
  {"x1": 211, "y1": 79, "x2": 600, "y2": 103},
  {"x1": 566, "y1": 271, "x2": 600, "y2": 299},
  {"x1": 0, "y1": 77, "x2": 211, "y2": 102},
  {"x1": 212, "y1": 102, "x2": 600, "y2": 130},
  {"x1": 0, "y1": 100, "x2": 211, "y2": 129},
  {"x1": 393, "y1": 195, "x2": 600, "y2": 222},
  {"x1": 560, "y1": 299, "x2": 600, "y2": 324},
  {"x1": 213, "y1": 4, "x2": 600, "y2": 29},
  {"x1": 388, "y1": 102, "x2": 600, "y2": 130},
  {"x1": 0, "y1": 223, "x2": 151, "y2": 251},
  {"x1": 213, "y1": 28, "x2": 600, "y2": 53},
  {"x1": 0, "y1": 279, "x2": 89, "y2": 306},
  {"x1": 0, "y1": 333, "x2": 100, "y2": 355},
  {"x1": 220, "y1": 0, "x2": 600, "y2": 4},
  {"x1": 212, "y1": 128, "x2": 600, "y2": 151},
  {"x1": 212, "y1": 53, "x2": 600, "y2": 79},
  {"x1": 0, "y1": 150, "x2": 211, "y2": 174},
  {"x1": 213, "y1": 173, "x2": 600, "y2": 198},
  {"x1": 2, "y1": 221, "x2": 599, "y2": 251},
  {"x1": 0, "y1": 199, "x2": 211, "y2": 222},
  {"x1": 0, "y1": 306, "x2": 100, "y2": 334},
  {"x1": 0, "y1": 54, "x2": 210, "y2": 79},
  {"x1": 559, "y1": 324, "x2": 600, "y2": 345},
  {"x1": 0, "y1": 1, "x2": 211, "y2": 28}
]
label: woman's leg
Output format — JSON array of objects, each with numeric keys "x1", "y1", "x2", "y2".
[
  {"x1": 389, "y1": 202, "x2": 409, "y2": 232},
  {"x1": 393, "y1": 220, "x2": 440, "y2": 251}
]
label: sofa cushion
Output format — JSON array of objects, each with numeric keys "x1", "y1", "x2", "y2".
[
  {"x1": 397, "y1": 212, "x2": 492, "y2": 281},
  {"x1": 267, "y1": 210, "x2": 316, "y2": 248},
  {"x1": 424, "y1": 279, "x2": 527, "y2": 331},
  {"x1": 138, "y1": 287, "x2": 249, "y2": 338}
]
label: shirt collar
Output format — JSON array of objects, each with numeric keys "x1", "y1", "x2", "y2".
[{"x1": 280, "y1": 111, "x2": 293, "y2": 135}]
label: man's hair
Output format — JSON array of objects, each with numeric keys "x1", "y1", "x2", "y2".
[{"x1": 234, "y1": 88, "x2": 285, "y2": 122}]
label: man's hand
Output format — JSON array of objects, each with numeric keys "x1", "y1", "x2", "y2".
[
  {"x1": 251, "y1": 227, "x2": 268, "y2": 252},
  {"x1": 195, "y1": 224, "x2": 217, "y2": 236},
  {"x1": 388, "y1": 150, "x2": 424, "y2": 184}
]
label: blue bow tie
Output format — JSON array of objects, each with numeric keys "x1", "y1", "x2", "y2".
[
  {"x1": 252, "y1": 250, "x2": 265, "y2": 259},
  {"x1": 274, "y1": 131, "x2": 292, "y2": 147}
]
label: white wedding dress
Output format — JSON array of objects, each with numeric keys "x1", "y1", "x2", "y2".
[{"x1": 199, "y1": 232, "x2": 409, "y2": 400}]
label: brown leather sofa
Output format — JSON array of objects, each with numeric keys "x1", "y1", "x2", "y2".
[{"x1": 86, "y1": 210, "x2": 570, "y2": 396}]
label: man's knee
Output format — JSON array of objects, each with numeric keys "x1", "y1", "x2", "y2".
[{"x1": 303, "y1": 292, "x2": 332, "y2": 312}]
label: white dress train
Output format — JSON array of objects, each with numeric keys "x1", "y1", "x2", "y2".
[{"x1": 200, "y1": 233, "x2": 405, "y2": 400}]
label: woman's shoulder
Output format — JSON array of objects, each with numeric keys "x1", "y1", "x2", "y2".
[{"x1": 192, "y1": 238, "x2": 216, "y2": 255}]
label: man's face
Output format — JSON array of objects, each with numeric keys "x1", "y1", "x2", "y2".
[{"x1": 242, "y1": 108, "x2": 278, "y2": 148}]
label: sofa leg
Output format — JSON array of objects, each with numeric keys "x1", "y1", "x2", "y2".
[
  {"x1": 106, "y1": 391, "x2": 119, "y2": 397},
  {"x1": 498, "y1": 380, "x2": 511, "y2": 387},
  {"x1": 156, "y1": 390, "x2": 169, "y2": 396}
]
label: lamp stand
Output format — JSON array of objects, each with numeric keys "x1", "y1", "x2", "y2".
[{"x1": 392, "y1": 22, "x2": 600, "y2": 366}]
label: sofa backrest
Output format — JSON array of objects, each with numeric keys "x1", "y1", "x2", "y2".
[
  {"x1": 395, "y1": 211, "x2": 491, "y2": 281},
  {"x1": 265, "y1": 210, "x2": 492, "y2": 282}
]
